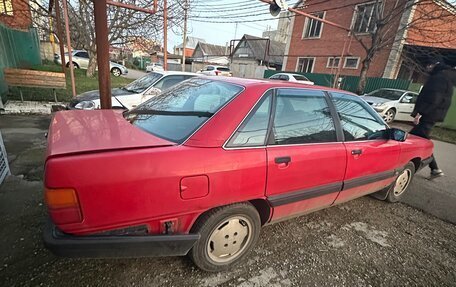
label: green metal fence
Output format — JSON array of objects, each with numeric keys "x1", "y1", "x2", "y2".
[
  {"x1": 0, "y1": 24, "x2": 41, "y2": 97},
  {"x1": 263, "y1": 70, "x2": 411, "y2": 94},
  {"x1": 441, "y1": 90, "x2": 456, "y2": 130}
]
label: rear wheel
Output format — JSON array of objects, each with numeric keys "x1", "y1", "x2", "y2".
[
  {"x1": 383, "y1": 108, "x2": 396, "y2": 123},
  {"x1": 66, "y1": 62, "x2": 79, "y2": 69},
  {"x1": 386, "y1": 162, "x2": 415, "y2": 202},
  {"x1": 189, "y1": 203, "x2": 261, "y2": 272}
]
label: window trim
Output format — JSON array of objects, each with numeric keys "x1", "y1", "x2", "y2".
[
  {"x1": 326, "y1": 57, "x2": 341, "y2": 68},
  {"x1": 295, "y1": 57, "x2": 315, "y2": 73},
  {"x1": 343, "y1": 57, "x2": 360, "y2": 69},
  {"x1": 302, "y1": 11, "x2": 326, "y2": 39},
  {"x1": 223, "y1": 88, "x2": 345, "y2": 150},
  {"x1": 351, "y1": 1, "x2": 383, "y2": 34},
  {"x1": 0, "y1": 0, "x2": 13, "y2": 16}
]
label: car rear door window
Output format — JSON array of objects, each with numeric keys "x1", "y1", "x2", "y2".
[
  {"x1": 272, "y1": 89, "x2": 337, "y2": 145},
  {"x1": 226, "y1": 91, "x2": 272, "y2": 147},
  {"x1": 154, "y1": 75, "x2": 188, "y2": 90},
  {"x1": 331, "y1": 92, "x2": 387, "y2": 141}
]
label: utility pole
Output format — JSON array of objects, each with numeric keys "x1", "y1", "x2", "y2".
[
  {"x1": 61, "y1": 0, "x2": 76, "y2": 98},
  {"x1": 234, "y1": 22, "x2": 238, "y2": 40},
  {"x1": 182, "y1": 0, "x2": 188, "y2": 72},
  {"x1": 163, "y1": 0, "x2": 168, "y2": 71}
]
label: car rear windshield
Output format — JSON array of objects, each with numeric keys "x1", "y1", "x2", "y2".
[
  {"x1": 125, "y1": 78, "x2": 243, "y2": 144},
  {"x1": 367, "y1": 89, "x2": 403, "y2": 101},
  {"x1": 217, "y1": 67, "x2": 230, "y2": 71},
  {"x1": 123, "y1": 72, "x2": 163, "y2": 93}
]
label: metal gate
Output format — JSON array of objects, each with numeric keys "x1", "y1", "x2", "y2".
[{"x1": 0, "y1": 131, "x2": 11, "y2": 185}]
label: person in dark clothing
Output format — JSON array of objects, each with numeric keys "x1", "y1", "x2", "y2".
[{"x1": 410, "y1": 57, "x2": 456, "y2": 178}]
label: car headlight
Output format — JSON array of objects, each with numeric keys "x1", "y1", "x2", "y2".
[
  {"x1": 372, "y1": 102, "x2": 386, "y2": 107},
  {"x1": 75, "y1": 100, "x2": 95, "y2": 110}
]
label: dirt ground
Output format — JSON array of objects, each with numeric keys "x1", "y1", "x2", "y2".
[{"x1": 1, "y1": 115, "x2": 455, "y2": 287}]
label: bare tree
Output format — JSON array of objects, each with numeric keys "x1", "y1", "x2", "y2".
[{"x1": 349, "y1": 0, "x2": 456, "y2": 93}]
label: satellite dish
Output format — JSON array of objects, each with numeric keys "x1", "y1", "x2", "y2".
[{"x1": 269, "y1": 0, "x2": 288, "y2": 17}]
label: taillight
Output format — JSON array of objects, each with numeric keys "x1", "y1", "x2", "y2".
[
  {"x1": 45, "y1": 188, "x2": 83, "y2": 224},
  {"x1": 215, "y1": 70, "x2": 220, "y2": 75}
]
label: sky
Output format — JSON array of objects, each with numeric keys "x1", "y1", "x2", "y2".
[{"x1": 168, "y1": 0, "x2": 289, "y2": 50}]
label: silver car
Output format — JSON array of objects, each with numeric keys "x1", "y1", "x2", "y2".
[{"x1": 55, "y1": 50, "x2": 128, "y2": 77}]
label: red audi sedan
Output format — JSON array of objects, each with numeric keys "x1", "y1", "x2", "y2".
[{"x1": 44, "y1": 77, "x2": 433, "y2": 271}]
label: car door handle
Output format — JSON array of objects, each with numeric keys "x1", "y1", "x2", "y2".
[
  {"x1": 351, "y1": 149, "x2": 362, "y2": 155},
  {"x1": 275, "y1": 156, "x2": 291, "y2": 164}
]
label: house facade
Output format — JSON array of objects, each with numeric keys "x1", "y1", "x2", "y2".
[
  {"x1": 174, "y1": 36, "x2": 205, "y2": 57},
  {"x1": 231, "y1": 34, "x2": 285, "y2": 78},
  {"x1": 283, "y1": 0, "x2": 456, "y2": 81},
  {"x1": 191, "y1": 42, "x2": 229, "y2": 65}
]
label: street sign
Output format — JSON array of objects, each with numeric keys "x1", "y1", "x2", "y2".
[{"x1": 275, "y1": 0, "x2": 288, "y2": 10}]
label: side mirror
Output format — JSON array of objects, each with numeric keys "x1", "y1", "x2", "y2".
[
  {"x1": 389, "y1": 128, "x2": 407, "y2": 142},
  {"x1": 401, "y1": 96, "x2": 412, "y2": 103},
  {"x1": 145, "y1": 87, "x2": 161, "y2": 96}
]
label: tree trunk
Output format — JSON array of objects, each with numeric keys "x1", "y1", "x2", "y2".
[
  {"x1": 86, "y1": 49, "x2": 97, "y2": 77},
  {"x1": 356, "y1": 59, "x2": 371, "y2": 95}
]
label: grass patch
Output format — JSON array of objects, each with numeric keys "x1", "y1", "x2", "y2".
[
  {"x1": 5, "y1": 63, "x2": 133, "y2": 102},
  {"x1": 432, "y1": 126, "x2": 456, "y2": 145}
]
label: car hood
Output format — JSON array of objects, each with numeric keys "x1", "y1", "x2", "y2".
[
  {"x1": 75, "y1": 88, "x2": 134, "y2": 101},
  {"x1": 361, "y1": 96, "x2": 392, "y2": 104},
  {"x1": 46, "y1": 110, "x2": 175, "y2": 158}
]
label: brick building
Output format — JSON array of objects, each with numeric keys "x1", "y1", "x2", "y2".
[
  {"x1": 0, "y1": 0, "x2": 32, "y2": 30},
  {"x1": 283, "y1": 0, "x2": 456, "y2": 81}
]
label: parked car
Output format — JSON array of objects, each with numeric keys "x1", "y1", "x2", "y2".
[
  {"x1": 269, "y1": 73, "x2": 314, "y2": 85},
  {"x1": 68, "y1": 71, "x2": 198, "y2": 110},
  {"x1": 361, "y1": 88, "x2": 418, "y2": 123},
  {"x1": 146, "y1": 62, "x2": 164, "y2": 72},
  {"x1": 198, "y1": 65, "x2": 232, "y2": 76},
  {"x1": 44, "y1": 77, "x2": 433, "y2": 272},
  {"x1": 54, "y1": 50, "x2": 128, "y2": 77}
]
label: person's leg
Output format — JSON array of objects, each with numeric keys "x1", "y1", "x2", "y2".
[{"x1": 410, "y1": 121, "x2": 443, "y2": 176}]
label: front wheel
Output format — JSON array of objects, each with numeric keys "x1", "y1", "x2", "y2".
[
  {"x1": 189, "y1": 203, "x2": 261, "y2": 272},
  {"x1": 386, "y1": 162, "x2": 415, "y2": 202},
  {"x1": 383, "y1": 108, "x2": 396, "y2": 123},
  {"x1": 111, "y1": 67, "x2": 122, "y2": 77}
]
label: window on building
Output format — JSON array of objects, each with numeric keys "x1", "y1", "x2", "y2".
[
  {"x1": 272, "y1": 89, "x2": 337, "y2": 145},
  {"x1": 296, "y1": 57, "x2": 315, "y2": 73},
  {"x1": 343, "y1": 57, "x2": 360, "y2": 69},
  {"x1": 0, "y1": 0, "x2": 13, "y2": 16},
  {"x1": 352, "y1": 2, "x2": 382, "y2": 34},
  {"x1": 331, "y1": 92, "x2": 387, "y2": 141},
  {"x1": 327, "y1": 57, "x2": 341, "y2": 68},
  {"x1": 302, "y1": 11, "x2": 325, "y2": 38}
]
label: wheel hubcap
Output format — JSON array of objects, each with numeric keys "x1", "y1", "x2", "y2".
[
  {"x1": 206, "y1": 216, "x2": 252, "y2": 263},
  {"x1": 393, "y1": 169, "x2": 411, "y2": 196},
  {"x1": 383, "y1": 110, "x2": 394, "y2": 123},
  {"x1": 113, "y1": 70, "x2": 120, "y2": 76}
]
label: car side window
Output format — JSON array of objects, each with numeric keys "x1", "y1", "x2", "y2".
[
  {"x1": 226, "y1": 91, "x2": 272, "y2": 147},
  {"x1": 403, "y1": 93, "x2": 418, "y2": 104},
  {"x1": 331, "y1": 92, "x2": 387, "y2": 141},
  {"x1": 279, "y1": 75, "x2": 289, "y2": 81},
  {"x1": 154, "y1": 75, "x2": 186, "y2": 90},
  {"x1": 75, "y1": 52, "x2": 89, "y2": 58},
  {"x1": 272, "y1": 89, "x2": 337, "y2": 145},
  {"x1": 206, "y1": 66, "x2": 215, "y2": 71},
  {"x1": 270, "y1": 75, "x2": 280, "y2": 80}
]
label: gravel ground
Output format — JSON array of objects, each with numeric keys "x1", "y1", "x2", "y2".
[{"x1": 1, "y1": 115, "x2": 455, "y2": 287}]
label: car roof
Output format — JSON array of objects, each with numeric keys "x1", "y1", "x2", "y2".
[
  {"x1": 370, "y1": 88, "x2": 412, "y2": 93},
  {"x1": 153, "y1": 71, "x2": 200, "y2": 76},
  {"x1": 202, "y1": 76, "x2": 357, "y2": 95}
]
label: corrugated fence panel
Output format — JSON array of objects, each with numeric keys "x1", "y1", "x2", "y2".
[
  {"x1": 0, "y1": 131, "x2": 11, "y2": 185},
  {"x1": 263, "y1": 70, "x2": 411, "y2": 94},
  {"x1": 0, "y1": 25, "x2": 41, "y2": 97}
]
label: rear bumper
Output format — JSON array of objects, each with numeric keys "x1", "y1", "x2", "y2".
[{"x1": 43, "y1": 221, "x2": 200, "y2": 258}]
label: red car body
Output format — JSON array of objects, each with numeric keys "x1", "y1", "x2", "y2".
[{"x1": 44, "y1": 77, "x2": 433, "y2": 266}]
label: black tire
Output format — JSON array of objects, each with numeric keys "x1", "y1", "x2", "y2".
[
  {"x1": 111, "y1": 67, "x2": 122, "y2": 77},
  {"x1": 189, "y1": 203, "x2": 261, "y2": 272},
  {"x1": 383, "y1": 108, "x2": 396, "y2": 123},
  {"x1": 66, "y1": 62, "x2": 79, "y2": 69},
  {"x1": 386, "y1": 162, "x2": 415, "y2": 203}
]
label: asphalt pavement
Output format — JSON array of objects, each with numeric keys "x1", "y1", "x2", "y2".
[{"x1": 0, "y1": 115, "x2": 455, "y2": 286}]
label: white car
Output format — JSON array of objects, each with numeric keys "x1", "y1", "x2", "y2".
[
  {"x1": 198, "y1": 65, "x2": 232, "y2": 76},
  {"x1": 68, "y1": 71, "x2": 198, "y2": 110},
  {"x1": 146, "y1": 62, "x2": 164, "y2": 72},
  {"x1": 269, "y1": 73, "x2": 314, "y2": 85},
  {"x1": 55, "y1": 50, "x2": 128, "y2": 77},
  {"x1": 361, "y1": 88, "x2": 418, "y2": 123}
]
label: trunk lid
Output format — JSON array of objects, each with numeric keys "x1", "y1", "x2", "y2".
[{"x1": 46, "y1": 110, "x2": 175, "y2": 158}]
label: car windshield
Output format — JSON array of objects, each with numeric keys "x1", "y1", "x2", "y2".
[
  {"x1": 123, "y1": 72, "x2": 163, "y2": 93},
  {"x1": 125, "y1": 78, "x2": 243, "y2": 143},
  {"x1": 293, "y1": 75, "x2": 310, "y2": 81},
  {"x1": 367, "y1": 89, "x2": 404, "y2": 101}
]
